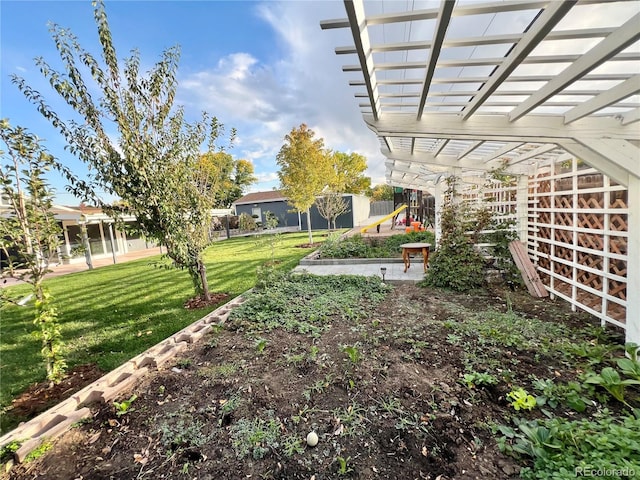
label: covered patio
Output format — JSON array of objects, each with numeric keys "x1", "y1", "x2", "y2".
[{"x1": 322, "y1": 0, "x2": 639, "y2": 344}]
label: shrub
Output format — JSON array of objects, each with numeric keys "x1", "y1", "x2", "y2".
[{"x1": 424, "y1": 178, "x2": 486, "y2": 291}]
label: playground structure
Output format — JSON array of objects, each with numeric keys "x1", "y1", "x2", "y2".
[{"x1": 360, "y1": 204, "x2": 407, "y2": 234}]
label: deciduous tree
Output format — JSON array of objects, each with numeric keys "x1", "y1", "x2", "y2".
[
  {"x1": 329, "y1": 151, "x2": 370, "y2": 194},
  {"x1": 0, "y1": 120, "x2": 67, "y2": 383},
  {"x1": 276, "y1": 124, "x2": 330, "y2": 244},
  {"x1": 371, "y1": 184, "x2": 394, "y2": 201},
  {"x1": 197, "y1": 152, "x2": 256, "y2": 208},
  {"x1": 316, "y1": 192, "x2": 350, "y2": 230},
  {"x1": 12, "y1": 0, "x2": 232, "y2": 301}
]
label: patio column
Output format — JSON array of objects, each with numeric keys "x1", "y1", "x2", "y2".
[
  {"x1": 516, "y1": 175, "x2": 528, "y2": 243},
  {"x1": 107, "y1": 223, "x2": 118, "y2": 264},
  {"x1": 433, "y1": 182, "x2": 444, "y2": 245},
  {"x1": 626, "y1": 174, "x2": 640, "y2": 345}
]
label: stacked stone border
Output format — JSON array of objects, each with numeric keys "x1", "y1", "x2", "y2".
[{"x1": 0, "y1": 295, "x2": 247, "y2": 464}]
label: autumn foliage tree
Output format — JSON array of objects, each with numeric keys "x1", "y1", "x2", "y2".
[
  {"x1": 276, "y1": 124, "x2": 331, "y2": 244},
  {"x1": 0, "y1": 120, "x2": 68, "y2": 383},
  {"x1": 12, "y1": 0, "x2": 232, "y2": 301},
  {"x1": 329, "y1": 151, "x2": 370, "y2": 194},
  {"x1": 197, "y1": 152, "x2": 256, "y2": 208}
]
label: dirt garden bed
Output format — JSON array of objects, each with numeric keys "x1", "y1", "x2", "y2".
[{"x1": 3, "y1": 275, "x2": 637, "y2": 480}]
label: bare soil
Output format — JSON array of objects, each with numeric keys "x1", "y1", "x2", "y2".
[{"x1": 4, "y1": 284, "x2": 616, "y2": 480}]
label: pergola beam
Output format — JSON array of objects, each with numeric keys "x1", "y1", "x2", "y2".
[
  {"x1": 343, "y1": 0, "x2": 380, "y2": 120},
  {"x1": 381, "y1": 147, "x2": 533, "y2": 175},
  {"x1": 564, "y1": 75, "x2": 640, "y2": 124},
  {"x1": 363, "y1": 113, "x2": 640, "y2": 143},
  {"x1": 416, "y1": 0, "x2": 454, "y2": 119},
  {"x1": 462, "y1": 1, "x2": 576, "y2": 120},
  {"x1": 509, "y1": 13, "x2": 640, "y2": 121},
  {"x1": 559, "y1": 140, "x2": 630, "y2": 187}
]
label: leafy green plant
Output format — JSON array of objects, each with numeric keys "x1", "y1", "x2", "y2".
[
  {"x1": 157, "y1": 414, "x2": 211, "y2": 454},
  {"x1": 507, "y1": 388, "x2": 536, "y2": 411},
  {"x1": 282, "y1": 435, "x2": 305, "y2": 457},
  {"x1": 230, "y1": 413, "x2": 282, "y2": 459},
  {"x1": 342, "y1": 344, "x2": 361, "y2": 364},
  {"x1": 0, "y1": 440, "x2": 22, "y2": 463},
  {"x1": 113, "y1": 394, "x2": 138, "y2": 416},
  {"x1": 497, "y1": 412, "x2": 640, "y2": 480},
  {"x1": 303, "y1": 374, "x2": 334, "y2": 401},
  {"x1": 229, "y1": 274, "x2": 390, "y2": 337},
  {"x1": 584, "y1": 367, "x2": 640, "y2": 406},
  {"x1": 176, "y1": 358, "x2": 192, "y2": 369},
  {"x1": 336, "y1": 455, "x2": 353, "y2": 476},
  {"x1": 317, "y1": 231, "x2": 434, "y2": 259},
  {"x1": 531, "y1": 377, "x2": 591, "y2": 412},
  {"x1": 463, "y1": 371, "x2": 498, "y2": 389},
  {"x1": 424, "y1": 177, "x2": 487, "y2": 291},
  {"x1": 254, "y1": 338, "x2": 268, "y2": 354},
  {"x1": 23, "y1": 440, "x2": 53, "y2": 463}
]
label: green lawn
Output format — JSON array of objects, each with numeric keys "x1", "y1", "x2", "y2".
[{"x1": 0, "y1": 232, "x2": 324, "y2": 432}]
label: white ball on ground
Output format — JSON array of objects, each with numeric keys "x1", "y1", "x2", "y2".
[{"x1": 306, "y1": 431, "x2": 319, "y2": 447}]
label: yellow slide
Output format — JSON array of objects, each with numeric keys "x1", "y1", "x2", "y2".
[{"x1": 361, "y1": 204, "x2": 408, "y2": 233}]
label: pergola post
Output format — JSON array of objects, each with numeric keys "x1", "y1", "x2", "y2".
[
  {"x1": 433, "y1": 181, "x2": 444, "y2": 245},
  {"x1": 626, "y1": 175, "x2": 640, "y2": 345},
  {"x1": 516, "y1": 175, "x2": 528, "y2": 243}
]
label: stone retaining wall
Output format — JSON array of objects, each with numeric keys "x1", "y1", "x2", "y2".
[{"x1": 0, "y1": 295, "x2": 247, "y2": 464}]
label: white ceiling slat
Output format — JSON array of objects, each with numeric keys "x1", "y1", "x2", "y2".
[
  {"x1": 343, "y1": 0, "x2": 380, "y2": 120},
  {"x1": 509, "y1": 13, "x2": 640, "y2": 122},
  {"x1": 621, "y1": 108, "x2": 640, "y2": 125},
  {"x1": 457, "y1": 141, "x2": 483, "y2": 160},
  {"x1": 335, "y1": 27, "x2": 616, "y2": 55},
  {"x1": 365, "y1": 1, "x2": 550, "y2": 26},
  {"x1": 509, "y1": 144, "x2": 558, "y2": 165},
  {"x1": 461, "y1": 1, "x2": 576, "y2": 120},
  {"x1": 432, "y1": 139, "x2": 449, "y2": 157},
  {"x1": 563, "y1": 75, "x2": 640, "y2": 124},
  {"x1": 343, "y1": 53, "x2": 640, "y2": 73},
  {"x1": 480, "y1": 142, "x2": 523, "y2": 163},
  {"x1": 417, "y1": 0, "x2": 455, "y2": 119},
  {"x1": 348, "y1": 74, "x2": 632, "y2": 87}
]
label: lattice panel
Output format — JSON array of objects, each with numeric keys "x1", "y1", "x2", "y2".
[
  {"x1": 554, "y1": 195, "x2": 572, "y2": 209},
  {"x1": 610, "y1": 259, "x2": 627, "y2": 279},
  {"x1": 610, "y1": 236, "x2": 627, "y2": 256},
  {"x1": 576, "y1": 266, "x2": 603, "y2": 292},
  {"x1": 607, "y1": 303, "x2": 626, "y2": 322},
  {"x1": 554, "y1": 212, "x2": 573, "y2": 227},
  {"x1": 578, "y1": 233, "x2": 604, "y2": 251},
  {"x1": 610, "y1": 190, "x2": 628, "y2": 208},
  {"x1": 610, "y1": 213, "x2": 628, "y2": 232},
  {"x1": 609, "y1": 277, "x2": 627, "y2": 300},
  {"x1": 527, "y1": 159, "x2": 629, "y2": 331},
  {"x1": 554, "y1": 229, "x2": 572, "y2": 246}
]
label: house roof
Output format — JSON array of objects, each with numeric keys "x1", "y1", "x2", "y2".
[{"x1": 233, "y1": 190, "x2": 287, "y2": 205}]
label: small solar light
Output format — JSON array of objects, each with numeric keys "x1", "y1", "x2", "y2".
[{"x1": 380, "y1": 267, "x2": 387, "y2": 282}]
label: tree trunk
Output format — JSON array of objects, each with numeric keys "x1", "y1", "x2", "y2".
[
  {"x1": 198, "y1": 259, "x2": 211, "y2": 301},
  {"x1": 306, "y1": 209, "x2": 313, "y2": 244}
]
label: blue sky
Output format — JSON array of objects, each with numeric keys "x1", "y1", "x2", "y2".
[{"x1": 1, "y1": 0, "x2": 384, "y2": 204}]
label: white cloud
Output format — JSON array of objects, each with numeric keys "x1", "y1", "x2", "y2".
[{"x1": 177, "y1": 1, "x2": 388, "y2": 191}]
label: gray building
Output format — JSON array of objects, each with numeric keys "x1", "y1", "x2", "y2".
[{"x1": 233, "y1": 190, "x2": 370, "y2": 230}]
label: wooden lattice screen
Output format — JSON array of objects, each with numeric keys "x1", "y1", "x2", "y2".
[{"x1": 527, "y1": 158, "x2": 628, "y2": 329}]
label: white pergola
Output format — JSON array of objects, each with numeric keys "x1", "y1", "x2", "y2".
[{"x1": 322, "y1": 0, "x2": 640, "y2": 344}]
